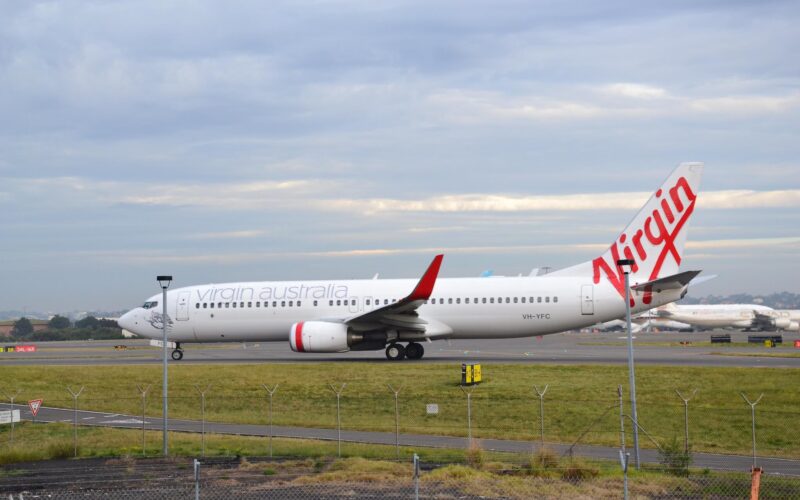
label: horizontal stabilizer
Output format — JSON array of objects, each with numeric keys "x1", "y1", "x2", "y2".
[{"x1": 631, "y1": 270, "x2": 701, "y2": 293}]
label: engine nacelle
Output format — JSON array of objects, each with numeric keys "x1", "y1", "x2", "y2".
[
  {"x1": 289, "y1": 321, "x2": 351, "y2": 353},
  {"x1": 785, "y1": 321, "x2": 799, "y2": 332},
  {"x1": 774, "y1": 317, "x2": 792, "y2": 330}
]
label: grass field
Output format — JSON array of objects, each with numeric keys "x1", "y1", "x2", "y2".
[{"x1": 1, "y1": 363, "x2": 798, "y2": 458}]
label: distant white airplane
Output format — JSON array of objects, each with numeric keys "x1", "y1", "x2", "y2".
[
  {"x1": 118, "y1": 163, "x2": 705, "y2": 361},
  {"x1": 655, "y1": 303, "x2": 800, "y2": 331}
]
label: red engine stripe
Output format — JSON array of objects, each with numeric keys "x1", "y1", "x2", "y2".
[{"x1": 294, "y1": 322, "x2": 305, "y2": 352}]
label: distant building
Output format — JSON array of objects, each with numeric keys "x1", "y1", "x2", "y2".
[{"x1": 0, "y1": 319, "x2": 49, "y2": 338}]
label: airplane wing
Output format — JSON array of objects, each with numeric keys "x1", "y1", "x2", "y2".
[
  {"x1": 344, "y1": 254, "x2": 445, "y2": 334},
  {"x1": 752, "y1": 311, "x2": 776, "y2": 330}
]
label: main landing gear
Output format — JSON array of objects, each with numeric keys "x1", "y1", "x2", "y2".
[
  {"x1": 171, "y1": 343, "x2": 184, "y2": 361},
  {"x1": 385, "y1": 342, "x2": 424, "y2": 361}
]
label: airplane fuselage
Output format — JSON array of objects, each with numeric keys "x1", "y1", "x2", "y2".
[{"x1": 121, "y1": 275, "x2": 685, "y2": 344}]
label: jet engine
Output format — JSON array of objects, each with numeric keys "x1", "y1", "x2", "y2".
[
  {"x1": 784, "y1": 320, "x2": 799, "y2": 332},
  {"x1": 289, "y1": 321, "x2": 352, "y2": 353},
  {"x1": 773, "y1": 317, "x2": 793, "y2": 330}
]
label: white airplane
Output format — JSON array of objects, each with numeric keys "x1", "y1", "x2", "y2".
[
  {"x1": 655, "y1": 303, "x2": 800, "y2": 331},
  {"x1": 118, "y1": 163, "x2": 705, "y2": 361}
]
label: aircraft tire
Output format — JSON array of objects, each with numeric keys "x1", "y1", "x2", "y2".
[
  {"x1": 405, "y1": 342, "x2": 424, "y2": 360},
  {"x1": 385, "y1": 343, "x2": 405, "y2": 361},
  {"x1": 171, "y1": 349, "x2": 184, "y2": 361}
]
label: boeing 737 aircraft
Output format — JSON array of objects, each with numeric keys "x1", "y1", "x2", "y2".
[{"x1": 118, "y1": 163, "x2": 705, "y2": 361}]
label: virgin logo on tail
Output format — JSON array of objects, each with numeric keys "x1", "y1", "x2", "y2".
[{"x1": 593, "y1": 176, "x2": 697, "y2": 305}]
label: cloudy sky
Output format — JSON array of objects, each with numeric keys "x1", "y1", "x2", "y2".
[{"x1": 1, "y1": 0, "x2": 799, "y2": 312}]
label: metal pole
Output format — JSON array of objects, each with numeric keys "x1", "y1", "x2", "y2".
[
  {"x1": 533, "y1": 385, "x2": 548, "y2": 447},
  {"x1": 675, "y1": 389, "x2": 697, "y2": 454},
  {"x1": 618, "y1": 385, "x2": 626, "y2": 453},
  {"x1": 262, "y1": 384, "x2": 278, "y2": 457},
  {"x1": 194, "y1": 458, "x2": 200, "y2": 500},
  {"x1": 413, "y1": 453, "x2": 420, "y2": 500},
  {"x1": 460, "y1": 385, "x2": 476, "y2": 442},
  {"x1": 2, "y1": 389, "x2": 21, "y2": 445},
  {"x1": 66, "y1": 386, "x2": 84, "y2": 458},
  {"x1": 621, "y1": 264, "x2": 641, "y2": 469},
  {"x1": 388, "y1": 385, "x2": 402, "y2": 459},
  {"x1": 159, "y1": 278, "x2": 171, "y2": 457},
  {"x1": 740, "y1": 392, "x2": 764, "y2": 469},
  {"x1": 136, "y1": 384, "x2": 150, "y2": 456},
  {"x1": 194, "y1": 384, "x2": 212, "y2": 458},
  {"x1": 329, "y1": 384, "x2": 346, "y2": 457}
]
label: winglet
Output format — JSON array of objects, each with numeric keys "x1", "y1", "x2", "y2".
[{"x1": 408, "y1": 254, "x2": 444, "y2": 301}]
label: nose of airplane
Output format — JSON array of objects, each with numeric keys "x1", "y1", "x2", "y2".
[{"x1": 117, "y1": 310, "x2": 138, "y2": 333}]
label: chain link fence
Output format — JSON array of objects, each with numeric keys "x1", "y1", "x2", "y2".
[{"x1": 4, "y1": 455, "x2": 800, "y2": 499}]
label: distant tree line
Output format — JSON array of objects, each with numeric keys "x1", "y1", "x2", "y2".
[{"x1": 9, "y1": 315, "x2": 124, "y2": 341}]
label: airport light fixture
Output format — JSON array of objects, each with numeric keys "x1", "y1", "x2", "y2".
[
  {"x1": 157, "y1": 275, "x2": 172, "y2": 457},
  {"x1": 616, "y1": 259, "x2": 640, "y2": 470}
]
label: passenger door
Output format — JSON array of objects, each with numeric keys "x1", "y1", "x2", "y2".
[{"x1": 581, "y1": 285, "x2": 594, "y2": 315}]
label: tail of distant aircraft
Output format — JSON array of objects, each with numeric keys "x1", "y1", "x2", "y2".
[{"x1": 551, "y1": 162, "x2": 704, "y2": 303}]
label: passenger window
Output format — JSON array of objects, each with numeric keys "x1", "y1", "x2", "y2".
[
  {"x1": 366, "y1": 299, "x2": 370, "y2": 306},
  {"x1": 202, "y1": 303, "x2": 207, "y2": 309},
  {"x1": 297, "y1": 301, "x2": 302, "y2": 307},
  {"x1": 474, "y1": 298, "x2": 478, "y2": 304},
  {"x1": 482, "y1": 298, "x2": 487, "y2": 304},
  {"x1": 240, "y1": 302, "x2": 244, "y2": 308},
  {"x1": 505, "y1": 297, "x2": 510, "y2": 303},
  {"x1": 232, "y1": 302, "x2": 237, "y2": 308},
  {"x1": 210, "y1": 303, "x2": 214, "y2": 309},
  {"x1": 546, "y1": 296, "x2": 550, "y2": 303},
  {"x1": 456, "y1": 298, "x2": 461, "y2": 304},
  {"x1": 521, "y1": 297, "x2": 526, "y2": 303},
  {"x1": 554, "y1": 296, "x2": 558, "y2": 303},
  {"x1": 513, "y1": 297, "x2": 518, "y2": 303},
  {"x1": 272, "y1": 301, "x2": 277, "y2": 307},
  {"x1": 329, "y1": 300, "x2": 333, "y2": 306},
  {"x1": 248, "y1": 302, "x2": 252, "y2": 308},
  {"x1": 281, "y1": 301, "x2": 286, "y2": 307},
  {"x1": 448, "y1": 298, "x2": 453, "y2": 304},
  {"x1": 218, "y1": 302, "x2": 222, "y2": 308},
  {"x1": 537, "y1": 297, "x2": 542, "y2": 303},
  {"x1": 289, "y1": 301, "x2": 293, "y2": 307},
  {"x1": 465, "y1": 298, "x2": 470, "y2": 304},
  {"x1": 490, "y1": 298, "x2": 495, "y2": 304},
  {"x1": 195, "y1": 303, "x2": 200, "y2": 309},
  {"x1": 256, "y1": 302, "x2": 260, "y2": 307},
  {"x1": 314, "y1": 300, "x2": 318, "y2": 306},
  {"x1": 384, "y1": 299, "x2": 389, "y2": 305},
  {"x1": 225, "y1": 303, "x2": 230, "y2": 308}
]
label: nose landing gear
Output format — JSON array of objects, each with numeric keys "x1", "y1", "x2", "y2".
[{"x1": 171, "y1": 343, "x2": 184, "y2": 361}]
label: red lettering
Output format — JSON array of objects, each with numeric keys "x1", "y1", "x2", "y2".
[{"x1": 594, "y1": 176, "x2": 696, "y2": 303}]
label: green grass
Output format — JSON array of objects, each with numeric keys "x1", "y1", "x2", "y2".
[{"x1": 1, "y1": 363, "x2": 798, "y2": 458}]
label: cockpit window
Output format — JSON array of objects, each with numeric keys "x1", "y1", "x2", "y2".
[{"x1": 142, "y1": 301, "x2": 159, "y2": 309}]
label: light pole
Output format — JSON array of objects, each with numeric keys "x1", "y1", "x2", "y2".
[
  {"x1": 617, "y1": 259, "x2": 640, "y2": 469},
  {"x1": 157, "y1": 275, "x2": 172, "y2": 457}
]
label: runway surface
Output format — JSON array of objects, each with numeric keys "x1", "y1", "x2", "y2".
[{"x1": 1, "y1": 330, "x2": 799, "y2": 367}]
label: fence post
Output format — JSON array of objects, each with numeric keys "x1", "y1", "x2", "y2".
[
  {"x1": 533, "y1": 385, "x2": 548, "y2": 448},
  {"x1": 194, "y1": 458, "x2": 201, "y2": 500},
  {"x1": 675, "y1": 389, "x2": 697, "y2": 454},
  {"x1": 460, "y1": 385, "x2": 476, "y2": 442},
  {"x1": 136, "y1": 385, "x2": 151, "y2": 456},
  {"x1": 66, "y1": 386, "x2": 85, "y2": 458},
  {"x1": 262, "y1": 384, "x2": 279, "y2": 457},
  {"x1": 2, "y1": 389, "x2": 22, "y2": 445},
  {"x1": 413, "y1": 453, "x2": 420, "y2": 500},
  {"x1": 387, "y1": 384, "x2": 402, "y2": 460},
  {"x1": 619, "y1": 450, "x2": 630, "y2": 500},
  {"x1": 740, "y1": 392, "x2": 764, "y2": 469},
  {"x1": 194, "y1": 384, "x2": 212, "y2": 458},
  {"x1": 329, "y1": 383, "x2": 347, "y2": 457}
]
